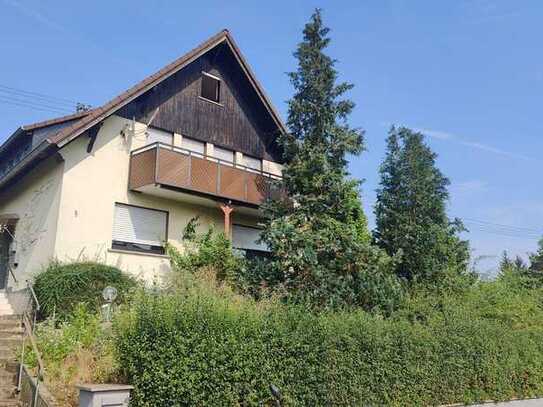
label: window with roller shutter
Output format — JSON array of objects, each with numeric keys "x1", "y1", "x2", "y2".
[{"x1": 111, "y1": 203, "x2": 168, "y2": 255}]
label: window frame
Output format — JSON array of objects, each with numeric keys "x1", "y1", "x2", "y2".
[
  {"x1": 200, "y1": 71, "x2": 221, "y2": 104},
  {"x1": 111, "y1": 202, "x2": 169, "y2": 255}
]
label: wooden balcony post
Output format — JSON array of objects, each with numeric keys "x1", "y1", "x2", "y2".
[{"x1": 219, "y1": 203, "x2": 234, "y2": 239}]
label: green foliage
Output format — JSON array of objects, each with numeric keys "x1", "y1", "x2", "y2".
[
  {"x1": 168, "y1": 220, "x2": 245, "y2": 285},
  {"x1": 258, "y1": 9, "x2": 400, "y2": 310},
  {"x1": 24, "y1": 304, "x2": 118, "y2": 407},
  {"x1": 374, "y1": 127, "x2": 470, "y2": 285},
  {"x1": 529, "y1": 237, "x2": 543, "y2": 274},
  {"x1": 25, "y1": 304, "x2": 102, "y2": 367},
  {"x1": 33, "y1": 261, "x2": 137, "y2": 319},
  {"x1": 499, "y1": 249, "x2": 543, "y2": 289},
  {"x1": 114, "y1": 276, "x2": 543, "y2": 406}
]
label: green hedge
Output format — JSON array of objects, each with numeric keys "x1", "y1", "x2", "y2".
[
  {"x1": 115, "y1": 281, "x2": 543, "y2": 406},
  {"x1": 34, "y1": 261, "x2": 137, "y2": 319}
]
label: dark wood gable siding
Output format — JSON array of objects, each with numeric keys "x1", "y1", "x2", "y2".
[{"x1": 117, "y1": 43, "x2": 283, "y2": 162}]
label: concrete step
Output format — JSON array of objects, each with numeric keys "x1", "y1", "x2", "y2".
[
  {"x1": 0, "y1": 330, "x2": 23, "y2": 339},
  {"x1": 0, "y1": 371, "x2": 17, "y2": 387},
  {"x1": 0, "y1": 386, "x2": 16, "y2": 400},
  {"x1": 0, "y1": 322, "x2": 21, "y2": 331},
  {"x1": 0, "y1": 362, "x2": 19, "y2": 375},
  {"x1": 0, "y1": 339, "x2": 22, "y2": 348},
  {"x1": 0, "y1": 348, "x2": 18, "y2": 361}
]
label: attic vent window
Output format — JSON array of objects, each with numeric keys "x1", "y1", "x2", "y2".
[{"x1": 201, "y1": 72, "x2": 221, "y2": 103}]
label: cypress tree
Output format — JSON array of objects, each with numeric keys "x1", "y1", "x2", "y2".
[
  {"x1": 260, "y1": 9, "x2": 401, "y2": 310},
  {"x1": 374, "y1": 127, "x2": 469, "y2": 285}
]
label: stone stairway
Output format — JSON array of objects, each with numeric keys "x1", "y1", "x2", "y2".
[{"x1": 0, "y1": 293, "x2": 23, "y2": 407}]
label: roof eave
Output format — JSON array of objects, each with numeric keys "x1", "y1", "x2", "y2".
[{"x1": 0, "y1": 140, "x2": 54, "y2": 192}]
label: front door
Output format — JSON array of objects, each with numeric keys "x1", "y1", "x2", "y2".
[{"x1": 0, "y1": 230, "x2": 11, "y2": 290}]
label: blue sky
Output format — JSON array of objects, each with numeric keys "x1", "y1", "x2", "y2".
[{"x1": 1, "y1": 0, "x2": 542, "y2": 274}]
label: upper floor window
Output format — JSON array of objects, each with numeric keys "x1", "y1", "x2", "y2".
[
  {"x1": 147, "y1": 127, "x2": 173, "y2": 146},
  {"x1": 181, "y1": 136, "x2": 205, "y2": 157},
  {"x1": 201, "y1": 72, "x2": 221, "y2": 103},
  {"x1": 243, "y1": 155, "x2": 262, "y2": 172},
  {"x1": 213, "y1": 145, "x2": 234, "y2": 165}
]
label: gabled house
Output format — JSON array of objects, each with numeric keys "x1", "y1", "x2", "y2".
[{"x1": 0, "y1": 30, "x2": 285, "y2": 289}]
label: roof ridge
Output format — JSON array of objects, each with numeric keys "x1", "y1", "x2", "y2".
[
  {"x1": 49, "y1": 29, "x2": 286, "y2": 148},
  {"x1": 49, "y1": 29, "x2": 231, "y2": 146}
]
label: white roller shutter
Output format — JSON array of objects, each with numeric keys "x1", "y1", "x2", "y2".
[
  {"x1": 213, "y1": 146, "x2": 234, "y2": 165},
  {"x1": 232, "y1": 225, "x2": 269, "y2": 252},
  {"x1": 243, "y1": 155, "x2": 262, "y2": 172},
  {"x1": 112, "y1": 204, "x2": 167, "y2": 246},
  {"x1": 147, "y1": 127, "x2": 172, "y2": 145},
  {"x1": 181, "y1": 137, "x2": 205, "y2": 156}
]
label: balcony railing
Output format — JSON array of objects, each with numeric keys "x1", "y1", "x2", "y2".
[{"x1": 129, "y1": 143, "x2": 282, "y2": 206}]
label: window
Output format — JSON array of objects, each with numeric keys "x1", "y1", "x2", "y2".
[
  {"x1": 213, "y1": 146, "x2": 234, "y2": 165},
  {"x1": 181, "y1": 137, "x2": 205, "y2": 156},
  {"x1": 232, "y1": 224, "x2": 269, "y2": 253},
  {"x1": 112, "y1": 203, "x2": 168, "y2": 255},
  {"x1": 146, "y1": 127, "x2": 173, "y2": 146},
  {"x1": 201, "y1": 73, "x2": 221, "y2": 103},
  {"x1": 243, "y1": 155, "x2": 262, "y2": 172}
]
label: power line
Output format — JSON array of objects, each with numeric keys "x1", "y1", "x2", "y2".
[
  {"x1": 463, "y1": 217, "x2": 542, "y2": 234},
  {"x1": 0, "y1": 84, "x2": 79, "y2": 106},
  {"x1": 0, "y1": 97, "x2": 71, "y2": 115},
  {"x1": 0, "y1": 94, "x2": 72, "y2": 113},
  {"x1": 461, "y1": 218, "x2": 542, "y2": 240}
]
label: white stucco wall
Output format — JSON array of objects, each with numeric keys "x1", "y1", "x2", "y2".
[
  {"x1": 54, "y1": 115, "x2": 259, "y2": 283},
  {"x1": 0, "y1": 155, "x2": 64, "y2": 287},
  {"x1": 1, "y1": 114, "x2": 269, "y2": 285}
]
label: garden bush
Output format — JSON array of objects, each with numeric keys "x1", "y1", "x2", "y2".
[
  {"x1": 34, "y1": 261, "x2": 137, "y2": 319},
  {"x1": 114, "y1": 275, "x2": 543, "y2": 406},
  {"x1": 24, "y1": 304, "x2": 117, "y2": 406}
]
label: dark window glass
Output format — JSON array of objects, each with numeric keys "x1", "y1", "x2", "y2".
[
  {"x1": 112, "y1": 240, "x2": 165, "y2": 255},
  {"x1": 201, "y1": 74, "x2": 220, "y2": 103}
]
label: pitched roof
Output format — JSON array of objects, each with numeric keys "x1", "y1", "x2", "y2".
[
  {"x1": 21, "y1": 110, "x2": 92, "y2": 131},
  {"x1": 49, "y1": 29, "x2": 287, "y2": 148},
  {"x1": 0, "y1": 29, "x2": 286, "y2": 190}
]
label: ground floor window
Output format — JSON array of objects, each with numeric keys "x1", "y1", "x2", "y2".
[
  {"x1": 232, "y1": 224, "x2": 269, "y2": 257},
  {"x1": 112, "y1": 203, "x2": 168, "y2": 255}
]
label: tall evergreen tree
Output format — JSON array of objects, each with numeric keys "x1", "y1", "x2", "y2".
[
  {"x1": 529, "y1": 237, "x2": 543, "y2": 273},
  {"x1": 260, "y1": 9, "x2": 401, "y2": 310},
  {"x1": 374, "y1": 127, "x2": 469, "y2": 284}
]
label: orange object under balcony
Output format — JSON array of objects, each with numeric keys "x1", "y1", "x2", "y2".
[{"x1": 129, "y1": 143, "x2": 281, "y2": 207}]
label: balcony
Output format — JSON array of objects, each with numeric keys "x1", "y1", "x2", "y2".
[{"x1": 129, "y1": 143, "x2": 281, "y2": 207}]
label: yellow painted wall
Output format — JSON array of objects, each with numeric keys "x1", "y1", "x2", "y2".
[
  {"x1": 54, "y1": 115, "x2": 259, "y2": 282},
  {"x1": 1, "y1": 114, "x2": 267, "y2": 285},
  {"x1": 0, "y1": 155, "x2": 64, "y2": 287}
]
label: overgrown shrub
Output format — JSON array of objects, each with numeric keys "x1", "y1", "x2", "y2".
[
  {"x1": 34, "y1": 261, "x2": 137, "y2": 319},
  {"x1": 114, "y1": 275, "x2": 543, "y2": 406},
  {"x1": 167, "y1": 223, "x2": 245, "y2": 288},
  {"x1": 24, "y1": 304, "x2": 117, "y2": 406}
]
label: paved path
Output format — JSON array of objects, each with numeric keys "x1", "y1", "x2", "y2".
[{"x1": 467, "y1": 400, "x2": 542, "y2": 407}]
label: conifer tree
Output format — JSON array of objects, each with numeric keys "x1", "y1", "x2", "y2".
[
  {"x1": 529, "y1": 237, "x2": 543, "y2": 273},
  {"x1": 374, "y1": 127, "x2": 469, "y2": 284},
  {"x1": 260, "y1": 9, "x2": 401, "y2": 310}
]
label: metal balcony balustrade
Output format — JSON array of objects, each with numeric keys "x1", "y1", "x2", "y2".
[{"x1": 129, "y1": 142, "x2": 281, "y2": 206}]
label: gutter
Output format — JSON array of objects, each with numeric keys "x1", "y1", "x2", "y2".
[{"x1": 0, "y1": 140, "x2": 56, "y2": 192}]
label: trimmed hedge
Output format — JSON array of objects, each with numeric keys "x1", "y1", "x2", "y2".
[
  {"x1": 115, "y1": 281, "x2": 543, "y2": 406},
  {"x1": 34, "y1": 261, "x2": 137, "y2": 319}
]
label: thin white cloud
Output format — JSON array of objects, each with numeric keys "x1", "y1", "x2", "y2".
[
  {"x1": 415, "y1": 127, "x2": 538, "y2": 162},
  {"x1": 452, "y1": 179, "x2": 488, "y2": 194},
  {"x1": 2, "y1": 0, "x2": 68, "y2": 33}
]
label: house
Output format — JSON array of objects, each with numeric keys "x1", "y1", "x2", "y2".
[{"x1": 0, "y1": 30, "x2": 286, "y2": 290}]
